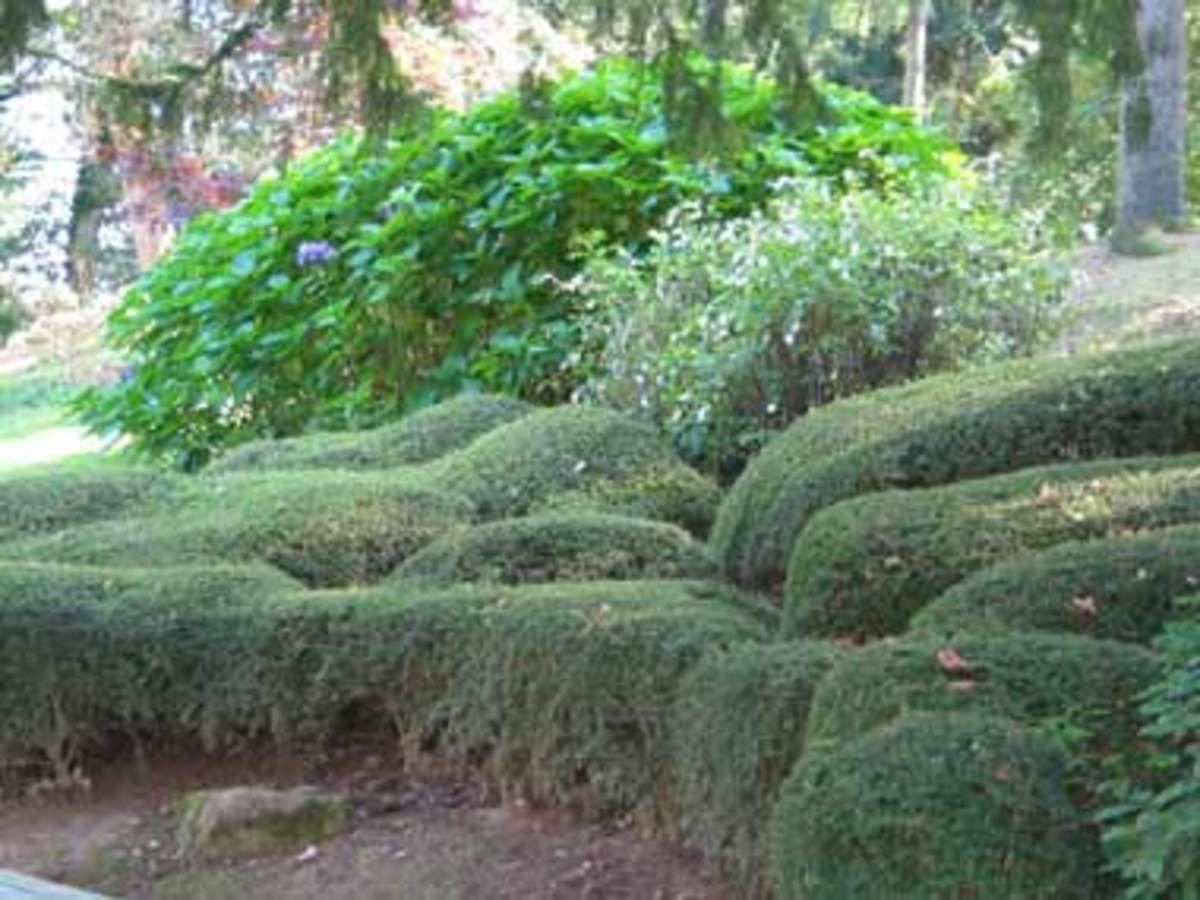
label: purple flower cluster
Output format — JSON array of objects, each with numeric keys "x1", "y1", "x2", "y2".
[{"x1": 295, "y1": 240, "x2": 338, "y2": 267}]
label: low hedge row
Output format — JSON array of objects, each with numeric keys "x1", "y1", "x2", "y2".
[
  {"x1": 0, "y1": 574, "x2": 765, "y2": 824},
  {"x1": 1, "y1": 471, "x2": 474, "y2": 587},
  {"x1": 205, "y1": 394, "x2": 531, "y2": 474},
  {"x1": 712, "y1": 338, "x2": 1200, "y2": 592},
  {"x1": 0, "y1": 462, "x2": 180, "y2": 543},
  {"x1": 911, "y1": 525, "x2": 1200, "y2": 645},
  {"x1": 392, "y1": 513, "x2": 715, "y2": 586},
  {"x1": 786, "y1": 454, "x2": 1200, "y2": 639},
  {"x1": 805, "y1": 633, "x2": 1161, "y2": 759},
  {"x1": 669, "y1": 641, "x2": 848, "y2": 896},
  {"x1": 768, "y1": 713, "x2": 1099, "y2": 899}
]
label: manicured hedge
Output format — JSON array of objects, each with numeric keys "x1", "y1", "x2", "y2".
[
  {"x1": 1, "y1": 470, "x2": 474, "y2": 587},
  {"x1": 391, "y1": 513, "x2": 715, "y2": 586},
  {"x1": 712, "y1": 338, "x2": 1200, "y2": 592},
  {"x1": 1, "y1": 575, "x2": 764, "y2": 824},
  {"x1": 429, "y1": 405, "x2": 717, "y2": 531},
  {"x1": 669, "y1": 641, "x2": 847, "y2": 895},
  {"x1": 805, "y1": 633, "x2": 1160, "y2": 759},
  {"x1": 911, "y1": 525, "x2": 1200, "y2": 645},
  {"x1": 786, "y1": 454, "x2": 1200, "y2": 639},
  {"x1": 205, "y1": 394, "x2": 531, "y2": 474},
  {"x1": 768, "y1": 713, "x2": 1099, "y2": 899},
  {"x1": 0, "y1": 462, "x2": 180, "y2": 543}
]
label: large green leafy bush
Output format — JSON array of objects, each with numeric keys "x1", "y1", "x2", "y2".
[
  {"x1": 75, "y1": 56, "x2": 957, "y2": 468},
  {"x1": 577, "y1": 179, "x2": 1066, "y2": 472}
]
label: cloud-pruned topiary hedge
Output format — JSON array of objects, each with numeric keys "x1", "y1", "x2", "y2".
[
  {"x1": 786, "y1": 455, "x2": 1200, "y2": 639},
  {"x1": 670, "y1": 641, "x2": 847, "y2": 895},
  {"x1": 0, "y1": 470, "x2": 474, "y2": 587},
  {"x1": 205, "y1": 394, "x2": 531, "y2": 474},
  {"x1": 391, "y1": 512, "x2": 714, "y2": 586},
  {"x1": 711, "y1": 338, "x2": 1200, "y2": 593},
  {"x1": 911, "y1": 524, "x2": 1200, "y2": 645},
  {"x1": 768, "y1": 714, "x2": 1099, "y2": 899}
]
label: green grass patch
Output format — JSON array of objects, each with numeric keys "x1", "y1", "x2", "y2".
[
  {"x1": 911, "y1": 524, "x2": 1200, "y2": 644},
  {"x1": 785, "y1": 454, "x2": 1200, "y2": 639},
  {"x1": 711, "y1": 338, "x2": 1200, "y2": 593},
  {"x1": 768, "y1": 713, "x2": 1099, "y2": 899}
]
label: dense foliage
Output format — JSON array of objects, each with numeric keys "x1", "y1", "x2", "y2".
[
  {"x1": 578, "y1": 178, "x2": 1065, "y2": 472},
  {"x1": 74, "y1": 55, "x2": 957, "y2": 468}
]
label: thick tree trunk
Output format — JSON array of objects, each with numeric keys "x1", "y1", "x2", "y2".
[
  {"x1": 902, "y1": 0, "x2": 930, "y2": 119},
  {"x1": 1116, "y1": 0, "x2": 1188, "y2": 235}
]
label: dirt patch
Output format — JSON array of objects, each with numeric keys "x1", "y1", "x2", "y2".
[{"x1": 0, "y1": 752, "x2": 728, "y2": 900}]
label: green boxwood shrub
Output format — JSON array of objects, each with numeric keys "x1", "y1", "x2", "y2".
[
  {"x1": 786, "y1": 454, "x2": 1200, "y2": 639},
  {"x1": 391, "y1": 512, "x2": 714, "y2": 586},
  {"x1": 77, "y1": 55, "x2": 957, "y2": 468},
  {"x1": 0, "y1": 462, "x2": 180, "y2": 543},
  {"x1": 911, "y1": 525, "x2": 1200, "y2": 645},
  {"x1": 205, "y1": 394, "x2": 531, "y2": 474},
  {"x1": 669, "y1": 641, "x2": 847, "y2": 895},
  {"x1": 768, "y1": 713, "x2": 1099, "y2": 899},
  {"x1": 712, "y1": 337, "x2": 1200, "y2": 593},
  {"x1": 1, "y1": 470, "x2": 474, "y2": 587},
  {"x1": 429, "y1": 405, "x2": 715, "y2": 529},
  {"x1": 804, "y1": 634, "x2": 1160, "y2": 763},
  {"x1": 0, "y1": 562, "x2": 301, "y2": 780}
]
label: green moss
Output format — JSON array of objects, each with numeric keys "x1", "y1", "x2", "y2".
[
  {"x1": 669, "y1": 641, "x2": 847, "y2": 895},
  {"x1": 429, "y1": 406, "x2": 700, "y2": 527},
  {"x1": 805, "y1": 633, "x2": 1160, "y2": 761},
  {"x1": 0, "y1": 463, "x2": 181, "y2": 543},
  {"x1": 391, "y1": 513, "x2": 715, "y2": 586},
  {"x1": 712, "y1": 338, "x2": 1200, "y2": 592},
  {"x1": 178, "y1": 787, "x2": 349, "y2": 859},
  {"x1": 912, "y1": 524, "x2": 1200, "y2": 644},
  {"x1": 206, "y1": 394, "x2": 531, "y2": 474},
  {"x1": 768, "y1": 714, "x2": 1099, "y2": 899},
  {"x1": 1, "y1": 470, "x2": 474, "y2": 587},
  {"x1": 786, "y1": 454, "x2": 1200, "y2": 639}
]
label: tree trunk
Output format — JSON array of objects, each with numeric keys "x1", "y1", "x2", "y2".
[
  {"x1": 902, "y1": 0, "x2": 930, "y2": 119},
  {"x1": 1116, "y1": 0, "x2": 1188, "y2": 238}
]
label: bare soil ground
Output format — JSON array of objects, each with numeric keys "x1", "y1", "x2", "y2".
[{"x1": 0, "y1": 751, "x2": 728, "y2": 900}]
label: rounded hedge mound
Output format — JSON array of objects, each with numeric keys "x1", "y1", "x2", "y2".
[
  {"x1": 0, "y1": 463, "x2": 180, "y2": 543},
  {"x1": 391, "y1": 512, "x2": 714, "y2": 586},
  {"x1": 805, "y1": 633, "x2": 1160, "y2": 758},
  {"x1": 429, "y1": 406, "x2": 716, "y2": 530},
  {"x1": 670, "y1": 641, "x2": 848, "y2": 895},
  {"x1": 206, "y1": 394, "x2": 531, "y2": 474},
  {"x1": 712, "y1": 338, "x2": 1200, "y2": 592},
  {"x1": 1, "y1": 471, "x2": 474, "y2": 587},
  {"x1": 911, "y1": 524, "x2": 1200, "y2": 644},
  {"x1": 786, "y1": 454, "x2": 1200, "y2": 639},
  {"x1": 768, "y1": 713, "x2": 1099, "y2": 899}
]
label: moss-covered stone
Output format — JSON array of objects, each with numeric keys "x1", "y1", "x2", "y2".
[
  {"x1": 768, "y1": 714, "x2": 1099, "y2": 899},
  {"x1": 1, "y1": 470, "x2": 473, "y2": 587},
  {"x1": 391, "y1": 513, "x2": 715, "y2": 586},
  {"x1": 786, "y1": 454, "x2": 1200, "y2": 639},
  {"x1": 669, "y1": 641, "x2": 847, "y2": 895},
  {"x1": 713, "y1": 338, "x2": 1200, "y2": 592},
  {"x1": 206, "y1": 394, "x2": 531, "y2": 474},
  {"x1": 911, "y1": 524, "x2": 1200, "y2": 645},
  {"x1": 178, "y1": 786, "x2": 348, "y2": 859}
]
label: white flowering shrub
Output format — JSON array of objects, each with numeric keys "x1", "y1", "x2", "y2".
[{"x1": 575, "y1": 180, "x2": 1069, "y2": 473}]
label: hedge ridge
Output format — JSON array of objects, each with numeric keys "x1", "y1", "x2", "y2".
[
  {"x1": 1, "y1": 470, "x2": 474, "y2": 587},
  {"x1": 768, "y1": 713, "x2": 1099, "y2": 899},
  {"x1": 712, "y1": 338, "x2": 1200, "y2": 591},
  {"x1": 785, "y1": 454, "x2": 1200, "y2": 639},
  {"x1": 805, "y1": 633, "x2": 1161, "y2": 759},
  {"x1": 205, "y1": 394, "x2": 531, "y2": 474},
  {"x1": 670, "y1": 641, "x2": 847, "y2": 895},
  {"x1": 911, "y1": 524, "x2": 1200, "y2": 644},
  {"x1": 391, "y1": 512, "x2": 715, "y2": 586}
]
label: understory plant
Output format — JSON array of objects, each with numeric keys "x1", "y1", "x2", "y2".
[{"x1": 576, "y1": 178, "x2": 1068, "y2": 473}]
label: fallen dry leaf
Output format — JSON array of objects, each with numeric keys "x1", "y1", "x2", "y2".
[{"x1": 937, "y1": 647, "x2": 976, "y2": 677}]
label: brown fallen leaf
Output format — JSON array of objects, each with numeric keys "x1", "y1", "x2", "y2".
[{"x1": 937, "y1": 647, "x2": 976, "y2": 677}]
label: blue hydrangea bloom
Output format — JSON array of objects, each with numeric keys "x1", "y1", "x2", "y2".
[{"x1": 295, "y1": 240, "x2": 338, "y2": 267}]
